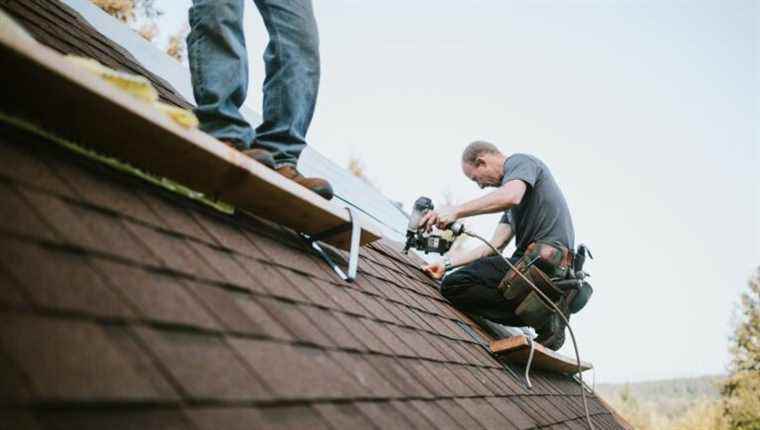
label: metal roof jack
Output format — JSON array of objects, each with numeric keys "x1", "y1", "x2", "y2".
[{"x1": 301, "y1": 207, "x2": 362, "y2": 282}]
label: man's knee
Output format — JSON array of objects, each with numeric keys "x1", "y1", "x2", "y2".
[
  {"x1": 283, "y1": 21, "x2": 320, "y2": 74},
  {"x1": 189, "y1": 0, "x2": 244, "y2": 28},
  {"x1": 440, "y1": 271, "x2": 468, "y2": 302}
]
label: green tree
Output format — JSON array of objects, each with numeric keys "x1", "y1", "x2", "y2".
[
  {"x1": 670, "y1": 400, "x2": 728, "y2": 430},
  {"x1": 722, "y1": 267, "x2": 760, "y2": 429}
]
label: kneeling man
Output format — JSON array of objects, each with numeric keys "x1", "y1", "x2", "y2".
[{"x1": 422, "y1": 141, "x2": 576, "y2": 350}]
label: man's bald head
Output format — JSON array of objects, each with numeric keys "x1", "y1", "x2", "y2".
[
  {"x1": 460, "y1": 140, "x2": 507, "y2": 189},
  {"x1": 461, "y1": 140, "x2": 502, "y2": 165}
]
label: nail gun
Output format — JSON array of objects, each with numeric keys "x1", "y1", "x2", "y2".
[{"x1": 403, "y1": 196, "x2": 465, "y2": 255}]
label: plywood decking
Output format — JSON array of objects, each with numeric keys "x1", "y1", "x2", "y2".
[
  {"x1": 0, "y1": 28, "x2": 382, "y2": 251},
  {"x1": 490, "y1": 335, "x2": 593, "y2": 375}
]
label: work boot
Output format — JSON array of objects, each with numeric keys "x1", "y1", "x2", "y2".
[
  {"x1": 536, "y1": 311, "x2": 567, "y2": 351},
  {"x1": 276, "y1": 165, "x2": 334, "y2": 200},
  {"x1": 535, "y1": 286, "x2": 577, "y2": 351},
  {"x1": 219, "y1": 139, "x2": 276, "y2": 169}
]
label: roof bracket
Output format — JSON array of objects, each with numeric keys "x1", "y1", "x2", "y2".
[{"x1": 301, "y1": 207, "x2": 361, "y2": 282}]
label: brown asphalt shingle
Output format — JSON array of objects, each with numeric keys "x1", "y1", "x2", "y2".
[
  {"x1": 0, "y1": 1, "x2": 630, "y2": 428},
  {"x1": 1, "y1": 0, "x2": 191, "y2": 110}
]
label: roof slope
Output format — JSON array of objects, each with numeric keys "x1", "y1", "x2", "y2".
[
  {"x1": 0, "y1": 1, "x2": 629, "y2": 429},
  {"x1": 0, "y1": 116, "x2": 626, "y2": 430},
  {"x1": 1, "y1": 0, "x2": 191, "y2": 109}
]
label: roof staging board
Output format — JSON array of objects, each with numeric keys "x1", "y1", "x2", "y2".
[
  {"x1": 490, "y1": 335, "x2": 593, "y2": 375},
  {"x1": 0, "y1": 25, "x2": 381, "y2": 250}
]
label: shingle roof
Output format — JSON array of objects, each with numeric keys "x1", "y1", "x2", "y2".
[
  {"x1": 0, "y1": 120, "x2": 628, "y2": 430},
  {"x1": 1, "y1": 0, "x2": 191, "y2": 109},
  {"x1": 0, "y1": 1, "x2": 630, "y2": 428}
]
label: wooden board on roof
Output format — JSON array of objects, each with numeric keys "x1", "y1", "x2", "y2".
[
  {"x1": 0, "y1": 27, "x2": 382, "y2": 250},
  {"x1": 490, "y1": 335, "x2": 593, "y2": 374}
]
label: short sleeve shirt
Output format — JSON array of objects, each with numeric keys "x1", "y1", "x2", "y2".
[{"x1": 499, "y1": 154, "x2": 574, "y2": 256}]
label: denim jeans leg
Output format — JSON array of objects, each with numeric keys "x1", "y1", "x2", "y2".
[
  {"x1": 187, "y1": 0, "x2": 255, "y2": 147},
  {"x1": 252, "y1": 0, "x2": 320, "y2": 166}
]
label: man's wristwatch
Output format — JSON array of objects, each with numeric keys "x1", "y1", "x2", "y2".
[{"x1": 443, "y1": 257, "x2": 453, "y2": 270}]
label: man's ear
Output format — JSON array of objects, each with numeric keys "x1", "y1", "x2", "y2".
[{"x1": 475, "y1": 156, "x2": 486, "y2": 167}]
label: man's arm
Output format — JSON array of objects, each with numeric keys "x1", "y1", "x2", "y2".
[
  {"x1": 422, "y1": 223, "x2": 514, "y2": 280},
  {"x1": 420, "y1": 180, "x2": 528, "y2": 230},
  {"x1": 456, "y1": 179, "x2": 527, "y2": 219}
]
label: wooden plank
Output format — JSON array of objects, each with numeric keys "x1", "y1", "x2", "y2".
[
  {"x1": 490, "y1": 335, "x2": 592, "y2": 374},
  {"x1": 0, "y1": 28, "x2": 382, "y2": 250}
]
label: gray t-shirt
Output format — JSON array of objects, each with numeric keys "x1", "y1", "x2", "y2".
[{"x1": 499, "y1": 154, "x2": 574, "y2": 257}]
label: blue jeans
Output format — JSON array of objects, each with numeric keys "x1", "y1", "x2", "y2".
[{"x1": 187, "y1": 0, "x2": 320, "y2": 166}]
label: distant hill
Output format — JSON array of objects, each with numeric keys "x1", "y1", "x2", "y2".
[{"x1": 597, "y1": 375, "x2": 724, "y2": 421}]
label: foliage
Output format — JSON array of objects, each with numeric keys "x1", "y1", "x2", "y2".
[
  {"x1": 90, "y1": 0, "x2": 161, "y2": 24},
  {"x1": 165, "y1": 25, "x2": 189, "y2": 62},
  {"x1": 728, "y1": 268, "x2": 760, "y2": 374},
  {"x1": 599, "y1": 268, "x2": 760, "y2": 430},
  {"x1": 90, "y1": 0, "x2": 137, "y2": 22},
  {"x1": 722, "y1": 373, "x2": 760, "y2": 430},
  {"x1": 137, "y1": 22, "x2": 158, "y2": 42},
  {"x1": 721, "y1": 268, "x2": 760, "y2": 429},
  {"x1": 347, "y1": 156, "x2": 380, "y2": 190},
  {"x1": 600, "y1": 378, "x2": 726, "y2": 430},
  {"x1": 670, "y1": 400, "x2": 728, "y2": 430},
  {"x1": 89, "y1": 0, "x2": 186, "y2": 62}
]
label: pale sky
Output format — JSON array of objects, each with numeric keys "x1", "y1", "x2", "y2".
[{"x1": 155, "y1": 0, "x2": 758, "y2": 383}]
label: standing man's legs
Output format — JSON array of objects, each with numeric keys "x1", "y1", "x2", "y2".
[
  {"x1": 187, "y1": 0, "x2": 253, "y2": 147},
  {"x1": 187, "y1": 0, "x2": 333, "y2": 199},
  {"x1": 253, "y1": 0, "x2": 320, "y2": 168}
]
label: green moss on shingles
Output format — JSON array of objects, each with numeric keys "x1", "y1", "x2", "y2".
[{"x1": 0, "y1": 111, "x2": 235, "y2": 215}]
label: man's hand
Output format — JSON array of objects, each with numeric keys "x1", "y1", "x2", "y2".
[
  {"x1": 419, "y1": 205, "x2": 460, "y2": 231},
  {"x1": 422, "y1": 260, "x2": 446, "y2": 280}
]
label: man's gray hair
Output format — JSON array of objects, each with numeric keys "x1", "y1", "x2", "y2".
[{"x1": 462, "y1": 140, "x2": 501, "y2": 164}]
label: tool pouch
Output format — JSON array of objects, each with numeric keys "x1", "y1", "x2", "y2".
[
  {"x1": 497, "y1": 242, "x2": 571, "y2": 328},
  {"x1": 569, "y1": 281, "x2": 593, "y2": 314},
  {"x1": 497, "y1": 242, "x2": 569, "y2": 299},
  {"x1": 500, "y1": 264, "x2": 563, "y2": 326},
  {"x1": 515, "y1": 291, "x2": 554, "y2": 328},
  {"x1": 554, "y1": 278, "x2": 594, "y2": 314}
]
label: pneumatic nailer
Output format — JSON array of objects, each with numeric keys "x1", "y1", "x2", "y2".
[{"x1": 402, "y1": 196, "x2": 464, "y2": 255}]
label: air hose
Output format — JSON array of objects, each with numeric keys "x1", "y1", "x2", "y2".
[{"x1": 461, "y1": 230, "x2": 596, "y2": 430}]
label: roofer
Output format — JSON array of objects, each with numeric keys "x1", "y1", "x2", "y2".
[
  {"x1": 421, "y1": 141, "x2": 589, "y2": 350},
  {"x1": 187, "y1": 0, "x2": 333, "y2": 200}
]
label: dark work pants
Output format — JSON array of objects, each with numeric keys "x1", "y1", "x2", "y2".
[{"x1": 440, "y1": 255, "x2": 523, "y2": 325}]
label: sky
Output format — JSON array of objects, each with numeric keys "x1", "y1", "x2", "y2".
[{"x1": 154, "y1": 0, "x2": 758, "y2": 384}]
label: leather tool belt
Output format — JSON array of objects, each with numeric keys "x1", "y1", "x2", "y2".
[{"x1": 497, "y1": 242, "x2": 575, "y2": 328}]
